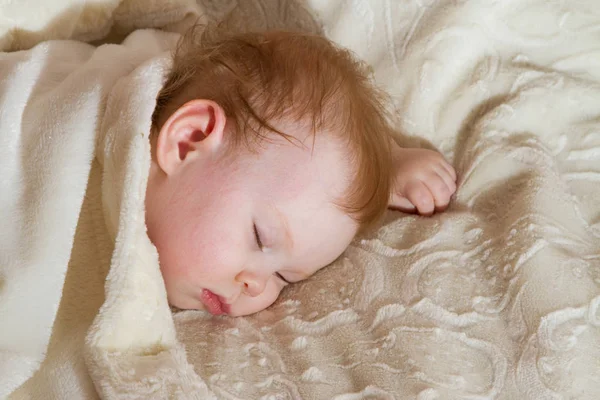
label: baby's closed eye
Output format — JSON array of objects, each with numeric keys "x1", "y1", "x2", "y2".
[
  {"x1": 253, "y1": 222, "x2": 289, "y2": 284},
  {"x1": 275, "y1": 272, "x2": 290, "y2": 284}
]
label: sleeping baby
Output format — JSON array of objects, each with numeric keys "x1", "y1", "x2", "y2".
[
  {"x1": 0, "y1": 26, "x2": 457, "y2": 395},
  {"x1": 144, "y1": 27, "x2": 457, "y2": 316}
]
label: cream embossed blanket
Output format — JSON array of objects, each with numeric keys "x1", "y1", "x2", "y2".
[{"x1": 2, "y1": 0, "x2": 600, "y2": 399}]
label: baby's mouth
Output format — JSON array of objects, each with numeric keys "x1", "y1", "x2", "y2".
[{"x1": 200, "y1": 289, "x2": 229, "y2": 315}]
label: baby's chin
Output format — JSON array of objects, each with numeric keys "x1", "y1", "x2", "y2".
[
  {"x1": 168, "y1": 299, "x2": 272, "y2": 317},
  {"x1": 166, "y1": 290, "x2": 235, "y2": 316},
  {"x1": 166, "y1": 291, "x2": 204, "y2": 311},
  {"x1": 167, "y1": 297, "x2": 249, "y2": 317}
]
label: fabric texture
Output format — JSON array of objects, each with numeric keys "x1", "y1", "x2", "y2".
[
  {"x1": 178, "y1": 1, "x2": 600, "y2": 399},
  {"x1": 0, "y1": 0, "x2": 201, "y2": 51},
  {"x1": 1, "y1": 0, "x2": 599, "y2": 399},
  {"x1": 0, "y1": 29, "x2": 216, "y2": 399}
]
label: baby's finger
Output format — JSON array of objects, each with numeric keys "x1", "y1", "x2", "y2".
[
  {"x1": 405, "y1": 180, "x2": 435, "y2": 216},
  {"x1": 388, "y1": 192, "x2": 416, "y2": 212},
  {"x1": 423, "y1": 174, "x2": 451, "y2": 210},
  {"x1": 434, "y1": 165, "x2": 457, "y2": 196},
  {"x1": 439, "y1": 159, "x2": 457, "y2": 181}
]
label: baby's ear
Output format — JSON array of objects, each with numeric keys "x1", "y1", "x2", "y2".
[{"x1": 155, "y1": 99, "x2": 226, "y2": 175}]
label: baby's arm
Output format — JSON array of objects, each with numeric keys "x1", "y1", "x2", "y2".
[{"x1": 388, "y1": 142, "x2": 457, "y2": 215}]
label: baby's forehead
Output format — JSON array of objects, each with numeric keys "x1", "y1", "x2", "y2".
[{"x1": 245, "y1": 131, "x2": 350, "y2": 194}]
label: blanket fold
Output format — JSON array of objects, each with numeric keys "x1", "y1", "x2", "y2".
[
  {"x1": 1, "y1": 29, "x2": 216, "y2": 399},
  {"x1": 2, "y1": 1, "x2": 600, "y2": 399}
]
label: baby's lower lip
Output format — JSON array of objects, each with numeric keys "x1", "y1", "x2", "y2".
[
  {"x1": 217, "y1": 295, "x2": 232, "y2": 314},
  {"x1": 200, "y1": 289, "x2": 228, "y2": 315}
]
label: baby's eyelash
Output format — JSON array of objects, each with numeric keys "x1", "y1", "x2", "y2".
[
  {"x1": 275, "y1": 272, "x2": 291, "y2": 284},
  {"x1": 253, "y1": 223, "x2": 289, "y2": 284},
  {"x1": 253, "y1": 223, "x2": 263, "y2": 249}
]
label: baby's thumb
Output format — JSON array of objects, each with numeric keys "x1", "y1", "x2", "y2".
[{"x1": 388, "y1": 193, "x2": 416, "y2": 212}]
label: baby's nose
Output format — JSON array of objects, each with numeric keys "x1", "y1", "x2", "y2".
[{"x1": 242, "y1": 277, "x2": 268, "y2": 297}]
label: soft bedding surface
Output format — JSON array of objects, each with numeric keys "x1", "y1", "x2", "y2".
[
  {"x1": 0, "y1": 0, "x2": 201, "y2": 51},
  {"x1": 176, "y1": 1, "x2": 600, "y2": 399},
  {"x1": 1, "y1": 0, "x2": 599, "y2": 399}
]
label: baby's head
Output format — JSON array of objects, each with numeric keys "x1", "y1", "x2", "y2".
[{"x1": 145, "y1": 27, "x2": 393, "y2": 316}]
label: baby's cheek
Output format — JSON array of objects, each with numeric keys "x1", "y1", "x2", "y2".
[{"x1": 156, "y1": 237, "x2": 195, "y2": 282}]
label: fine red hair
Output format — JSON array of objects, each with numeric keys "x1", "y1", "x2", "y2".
[{"x1": 152, "y1": 25, "x2": 394, "y2": 234}]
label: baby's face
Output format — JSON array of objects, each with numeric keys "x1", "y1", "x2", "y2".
[{"x1": 145, "y1": 116, "x2": 357, "y2": 316}]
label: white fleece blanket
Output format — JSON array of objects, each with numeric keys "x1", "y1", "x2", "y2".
[
  {"x1": 0, "y1": 28, "x2": 215, "y2": 399},
  {"x1": 2, "y1": 0, "x2": 600, "y2": 399},
  {"x1": 0, "y1": 0, "x2": 201, "y2": 51}
]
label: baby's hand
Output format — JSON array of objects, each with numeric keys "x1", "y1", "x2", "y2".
[{"x1": 388, "y1": 145, "x2": 457, "y2": 215}]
